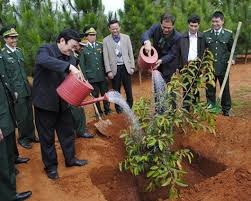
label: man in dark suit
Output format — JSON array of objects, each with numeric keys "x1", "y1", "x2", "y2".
[
  {"x1": 1, "y1": 25, "x2": 39, "y2": 149},
  {"x1": 0, "y1": 54, "x2": 32, "y2": 201},
  {"x1": 32, "y1": 29, "x2": 88, "y2": 180},
  {"x1": 178, "y1": 14, "x2": 205, "y2": 111},
  {"x1": 203, "y1": 11, "x2": 234, "y2": 116},
  {"x1": 142, "y1": 13, "x2": 181, "y2": 112},
  {"x1": 142, "y1": 13, "x2": 181, "y2": 83}
]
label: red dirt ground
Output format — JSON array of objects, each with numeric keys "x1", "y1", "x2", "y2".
[{"x1": 17, "y1": 63, "x2": 251, "y2": 201}]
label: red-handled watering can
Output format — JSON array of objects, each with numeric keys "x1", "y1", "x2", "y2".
[
  {"x1": 137, "y1": 46, "x2": 158, "y2": 70},
  {"x1": 56, "y1": 73, "x2": 108, "y2": 107}
]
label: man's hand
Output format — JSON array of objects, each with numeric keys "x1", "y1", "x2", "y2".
[
  {"x1": 0, "y1": 129, "x2": 4, "y2": 142},
  {"x1": 107, "y1": 72, "x2": 114, "y2": 79},
  {"x1": 231, "y1": 60, "x2": 235, "y2": 65},
  {"x1": 144, "y1": 40, "x2": 152, "y2": 56},
  {"x1": 69, "y1": 64, "x2": 82, "y2": 79},
  {"x1": 153, "y1": 59, "x2": 162, "y2": 70}
]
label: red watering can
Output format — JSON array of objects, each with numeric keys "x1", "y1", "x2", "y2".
[
  {"x1": 137, "y1": 46, "x2": 158, "y2": 70},
  {"x1": 56, "y1": 73, "x2": 108, "y2": 107}
]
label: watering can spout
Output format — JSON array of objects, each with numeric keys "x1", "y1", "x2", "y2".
[{"x1": 80, "y1": 94, "x2": 108, "y2": 106}]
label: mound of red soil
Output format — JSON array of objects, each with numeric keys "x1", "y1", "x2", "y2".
[{"x1": 17, "y1": 63, "x2": 251, "y2": 201}]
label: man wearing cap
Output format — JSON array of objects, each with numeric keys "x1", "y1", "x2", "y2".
[
  {"x1": 0, "y1": 53, "x2": 32, "y2": 201},
  {"x1": 79, "y1": 26, "x2": 111, "y2": 116},
  {"x1": 70, "y1": 36, "x2": 94, "y2": 139},
  {"x1": 103, "y1": 19, "x2": 135, "y2": 113},
  {"x1": 1, "y1": 25, "x2": 39, "y2": 150}
]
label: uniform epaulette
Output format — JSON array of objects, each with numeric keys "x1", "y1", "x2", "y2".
[
  {"x1": 224, "y1": 28, "x2": 232, "y2": 33},
  {"x1": 16, "y1": 47, "x2": 22, "y2": 50},
  {"x1": 203, "y1": 28, "x2": 211, "y2": 32}
]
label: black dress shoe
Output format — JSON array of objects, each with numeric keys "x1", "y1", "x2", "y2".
[
  {"x1": 18, "y1": 140, "x2": 32, "y2": 149},
  {"x1": 30, "y1": 137, "x2": 40, "y2": 143},
  {"x1": 15, "y1": 157, "x2": 30, "y2": 164},
  {"x1": 223, "y1": 111, "x2": 230, "y2": 116},
  {"x1": 66, "y1": 159, "x2": 88, "y2": 167},
  {"x1": 77, "y1": 133, "x2": 94, "y2": 138},
  {"x1": 16, "y1": 191, "x2": 32, "y2": 200},
  {"x1": 45, "y1": 169, "x2": 59, "y2": 180}
]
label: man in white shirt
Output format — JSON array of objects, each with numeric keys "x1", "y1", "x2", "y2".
[{"x1": 178, "y1": 14, "x2": 205, "y2": 111}]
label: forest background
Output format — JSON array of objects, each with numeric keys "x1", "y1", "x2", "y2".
[{"x1": 0, "y1": 0, "x2": 250, "y2": 75}]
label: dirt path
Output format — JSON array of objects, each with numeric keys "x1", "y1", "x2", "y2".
[{"x1": 17, "y1": 63, "x2": 251, "y2": 201}]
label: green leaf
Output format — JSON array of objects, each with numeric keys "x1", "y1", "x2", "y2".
[{"x1": 161, "y1": 177, "x2": 172, "y2": 186}]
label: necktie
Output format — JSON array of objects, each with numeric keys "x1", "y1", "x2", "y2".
[{"x1": 92, "y1": 43, "x2": 95, "y2": 48}]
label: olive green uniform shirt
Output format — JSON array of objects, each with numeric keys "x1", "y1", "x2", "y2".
[
  {"x1": 203, "y1": 28, "x2": 234, "y2": 76},
  {"x1": 1, "y1": 45, "x2": 31, "y2": 97},
  {"x1": 79, "y1": 42, "x2": 106, "y2": 83}
]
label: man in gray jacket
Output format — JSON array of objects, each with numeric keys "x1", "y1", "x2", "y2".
[{"x1": 103, "y1": 19, "x2": 135, "y2": 113}]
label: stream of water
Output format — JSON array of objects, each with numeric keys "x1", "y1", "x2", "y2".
[{"x1": 106, "y1": 91, "x2": 140, "y2": 133}]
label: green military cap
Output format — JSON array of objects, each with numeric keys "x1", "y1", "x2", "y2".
[
  {"x1": 85, "y1": 27, "x2": 97, "y2": 35},
  {"x1": 0, "y1": 24, "x2": 19, "y2": 37}
]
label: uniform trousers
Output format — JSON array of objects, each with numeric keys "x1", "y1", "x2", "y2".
[
  {"x1": 91, "y1": 81, "x2": 110, "y2": 114},
  {"x1": 0, "y1": 132, "x2": 16, "y2": 201},
  {"x1": 206, "y1": 75, "x2": 231, "y2": 113},
  {"x1": 15, "y1": 97, "x2": 36, "y2": 143}
]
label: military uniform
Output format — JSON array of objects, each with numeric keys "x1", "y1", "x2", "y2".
[
  {"x1": 79, "y1": 28, "x2": 110, "y2": 115},
  {"x1": 1, "y1": 27, "x2": 36, "y2": 147},
  {"x1": 70, "y1": 51, "x2": 91, "y2": 138},
  {"x1": 0, "y1": 54, "x2": 17, "y2": 201},
  {"x1": 203, "y1": 28, "x2": 233, "y2": 114}
]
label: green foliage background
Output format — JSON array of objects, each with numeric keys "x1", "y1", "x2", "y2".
[{"x1": 0, "y1": 0, "x2": 250, "y2": 75}]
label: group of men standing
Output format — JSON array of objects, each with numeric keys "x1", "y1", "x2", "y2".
[
  {"x1": 0, "y1": 10, "x2": 234, "y2": 201},
  {"x1": 0, "y1": 18, "x2": 136, "y2": 201},
  {"x1": 142, "y1": 11, "x2": 234, "y2": 116}
]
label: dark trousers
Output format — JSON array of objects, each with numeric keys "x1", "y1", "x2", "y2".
[
  {"x1": 71, "y1": 106, "x2": 86, "y2": 135},
  {"x1": 91, "y1": 81, "x2": 110, "y2": 114},
  {"x1": 112, "y1": 65, "x2": 133, "y2": 113},
  {"x1": 12, "y1": 133, "x2": 19, "y2": 160},
  {"x1": 34, "y1": 107, "x2": 76, "y2": 171},
  {"x1": 15, "y1": 97, "x2": 36, "y2": 143},
  {"x1": 206, "y1": 75, "x2": 231, "y2": 113},
  {"x1": 0, "y1": 133, "x2": 16, "y2": 201}
]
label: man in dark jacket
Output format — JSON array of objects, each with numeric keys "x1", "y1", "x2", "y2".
[
  {"x1": 141, "y1": 13, "x2": 181, "y2": 83},
  {"x1": 178, "y1": 14, "x2": 205, "y2": 111},
  {"x1": 0, "y1": 54, "x2": 32, "y2": 201},
  {"x1": 32, "y1": 29, "x2": 88, "y2": 180}
]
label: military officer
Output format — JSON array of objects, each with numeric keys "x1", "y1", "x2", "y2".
[
  {"x1": 71, "y1": 40, "x2": 94, "y2": 139},
  {"x1": 0, "y1": 54, "x2": 32, "y2": 201},
  {"x1": 79, "y1": 27, "x2": 111, "y2": 116},
  {"x1": 203, "y1": 11, "x2": 234, "y2": 116},
  {"x1": 0, "y1": 25, "x2": 39, "y2": 149}
]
